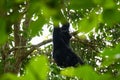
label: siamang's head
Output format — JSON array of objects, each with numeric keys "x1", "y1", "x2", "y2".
[{"x1": 61, "y1": 23, "x2": 72, "y2": 44}]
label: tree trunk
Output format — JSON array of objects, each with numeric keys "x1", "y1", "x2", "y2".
[
  {"x1": 12, "y1": 23, "x2": 27, "y2": 74},
  {"x1": 1, "y1": 16, "x2": 31, "y2": 74}
]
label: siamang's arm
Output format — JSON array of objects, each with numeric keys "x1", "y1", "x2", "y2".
[{"x1": 53, "y1": 27, "x2": 66, "y2": 49}]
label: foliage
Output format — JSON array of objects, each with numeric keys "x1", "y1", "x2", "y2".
[
  {"x1": 61, "y1": 65, "x2": 112, "y2": 80},
  {"x1": 0, "y1": 0, "x2": 120, "y2": 80},
  {"x1": 1, "y1": 55, "x2": 49, "y2": 80}
]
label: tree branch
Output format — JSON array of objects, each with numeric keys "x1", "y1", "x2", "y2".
[{"x1": 8, "y1": 31, "x2": 78, "y2": 54}]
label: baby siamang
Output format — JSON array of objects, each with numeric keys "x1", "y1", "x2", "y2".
[{"x1": 52, "y1": 23, "x2": 84, "y2": 67}]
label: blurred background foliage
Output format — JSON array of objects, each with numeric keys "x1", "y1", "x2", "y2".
[{"x1": 0, "y1": 0, "x2": 120, "y2": 80}]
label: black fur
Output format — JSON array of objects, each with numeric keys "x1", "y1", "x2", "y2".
[{"x1": 52, "y1": 23, "x2": 84, "y2": 67}]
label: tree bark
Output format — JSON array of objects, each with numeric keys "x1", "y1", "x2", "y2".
[{"x1": 12, "y1": 17, "x2": 30, "y2": 74}]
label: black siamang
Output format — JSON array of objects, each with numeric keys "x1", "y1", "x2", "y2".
[{"x1": 52, "y1": 23, "x2": 84, "y2": 67}]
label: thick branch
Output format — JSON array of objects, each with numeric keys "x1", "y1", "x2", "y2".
[
  {"x1": 7, "y1": 38, "x2": 52, "y2": 54},
  {"x1": 8, "y1": 31, "x2": 77, "y2": 54}
]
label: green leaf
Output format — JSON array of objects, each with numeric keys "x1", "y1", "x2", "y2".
[
  {"x1": 99, "y1": 74, "x2": 112, "y2": 80},
  {"x1": 102, "y1": 44, "x2": 120, "y2": 58},
  {"x1": 1, "y1": 73, "x2": 18, "y2": 80},
  {"x1": 15, "y1": 0, "x2": 24, "y2": 3},
  {"x1": 93, "y1": 0, "x2": 116, "y2": 9},
  {"x1": 23, "y1": 55, "x2": 49, "y2": 80},
  {"x1": 61, "y1": 65, "x2": 112, "y2": 80},
  {"x1": 103, "y1": 9, "x2": 120, "y2": 26},
  {"x1": 0, "y1": 1, "x2": 5, "y2": 9},
  {"x1": 52, "y1": 10, "x2": 67, "y2": 26},
  {"x1": 41, "y1": 1, "x2": 66, "y2": 25},
  {"x1": 78, "y1": 11, "x2": 101, "y2": 33},
  {"x1": 69, "y1": 0, "x2": 96, "y2": 9},
  {"x1": 101, "y1": 44, "x2": 120, "y2": 65},
  {"x1": 61, "y1": 65, "x2": 100, "y2": 80},
  {"x1": 27, "y1": 1, "x2": 43, "y2": 18},
  {"x1": 103, "y1": 0, "x2": 116, "y2": 9},
  {"x1": 29, "y1": 15, "x2": 46, "y2": 37},
  {"x1": 93, "y1": 0, "x2": 103, "y2": 4},
  {"x1": 0, "y1": 18, "x2": 7, "y2": 45}
]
